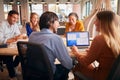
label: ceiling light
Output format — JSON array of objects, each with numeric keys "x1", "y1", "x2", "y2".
[
  {"x1": 56, "y1": 0, "x2": 59, "y2": 4},
  {"x1": 66, "y1": 0, "x2": 70, "y2": 4},
  {"x1": 9, "y1": 0, "x2": 14, "y2": 4},
  {"x1": 67, "y1": 0, "x2": 70, "y2": 2},
  {"x1": 28, "y1": 0, "x2": 32, "y2": 4},
  {"x1": 41, "y1": 0, "x2": 45, "y2": 4},
  {"x1": 16, "y1": 1, "x2": 21, "y2": 5}
]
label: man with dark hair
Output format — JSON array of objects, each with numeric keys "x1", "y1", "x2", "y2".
[
  {"x1": 0, "y1": 10, "x2": 25, "y2": 80},
  {"x1": 29, "y1": 11, "x2": 73, "y2": 80}
]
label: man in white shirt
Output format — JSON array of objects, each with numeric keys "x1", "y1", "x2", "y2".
[{"x1": 0, "y1": 10, "x2": 24, "y2": 80}]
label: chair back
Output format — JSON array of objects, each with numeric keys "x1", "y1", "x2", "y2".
[
  {"x1": 73, "y1": 55, "x2": 120, "y2": 80},
  {"x1": 107, "y1": 55, "x2": 120, "y2": 80},
  {"x1": 17, "y1": 41, "x2": 53, "y2": 80}
]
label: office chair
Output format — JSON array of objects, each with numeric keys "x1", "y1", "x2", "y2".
[
  {"x1": 57, "y1": 28, "x2": 65, "y2": 35},
  {"x1": 17, "y1": 41, "x2": 54, "y2": 80},
  {"x1": 73, "y1": 70, "x2": 92, "y2": 80},
  {"x1": 73, "y1": 55, "x2": 120, "y2": 80},
  {"x1": 107, "y1": 54, "x2": 120, "y2": 80}
]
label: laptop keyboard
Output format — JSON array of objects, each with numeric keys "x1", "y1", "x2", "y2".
[{"x1": 78, "y1": 48, "x2": 86, "y2": 52}]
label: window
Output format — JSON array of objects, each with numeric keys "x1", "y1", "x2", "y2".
[
  {"x1": 29, "y1": 4, "x2": 43, "y2": 16},
  {"x1": 111, "y1": 0, "x2": 118, "y2": 13},
  {"x1": 48, "y1": 4, "x2": 72, "y2": 21},
  {"x1": 4, "y1": 4, "x2": 12, "y2": 19},
  {"x1": 85, "y1": 1, "x2": 92, "y2": 16}
]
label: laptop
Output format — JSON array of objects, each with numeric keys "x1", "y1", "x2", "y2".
[
  {"x1": 57, "y1": 27, "x2": 65, "y2": 35},
  {"x1": 66, "y1": 31, "x2": 90, "y2": 49}
]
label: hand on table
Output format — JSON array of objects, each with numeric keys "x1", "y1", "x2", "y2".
[
  {"x1": 71, "y1": 46, "x2": 87, "y2": 56},
  {"x1": 6, "y1": 38, "x2": 17, "y2": 43},
  {"x1": 71, "y1": 46, "x2": 79, "y2": 55},
  {"x1": 15, "y1": 34, "x2": 28, "y2": 40}
]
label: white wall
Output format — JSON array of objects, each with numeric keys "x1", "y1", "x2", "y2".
[
  {"x1": 117, "y1": 0, "x2": 120, "y2": 15},
  {"x1": 20, "y1": 0, "x2": 29, "y2": 26},
  {"x1": 0, "y1": 0, "x2": 5, "y2": 23}
]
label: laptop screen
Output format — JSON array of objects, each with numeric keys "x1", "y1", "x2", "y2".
[{"x1": 66, "y1": 31, "x2": 90, "y2": 47}]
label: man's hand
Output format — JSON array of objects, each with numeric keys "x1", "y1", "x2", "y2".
[
  {"x1": 6, "y1": 34, "x2": 28, "y2": 44},
  {"x1": 15, "y1": 34, "x2": 28, "y2": 40},
  {"x1": 6, "y1": 37, "x2": 17, "y2": 43}
]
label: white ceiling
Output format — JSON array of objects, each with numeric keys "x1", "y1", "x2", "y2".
[
  {"x1": 4, "y1": 0, "x2": 82, "y2": 4},
  {"x1": 32, "y1": 0, "x2": 82, "y2": 4}
]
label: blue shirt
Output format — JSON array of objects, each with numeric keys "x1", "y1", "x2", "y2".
[
  {"x1": 29, "y1": 29, "x2": 73, "y2": 73},
  {"x1": 26, "y1": 23, "x2": 33, "y2": 37}
]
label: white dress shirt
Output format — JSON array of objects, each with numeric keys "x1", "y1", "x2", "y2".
[{"x1": 0, "y1": 20, "x2": 20, "y2": 44}]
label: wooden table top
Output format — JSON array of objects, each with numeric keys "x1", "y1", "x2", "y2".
[{"x1": 0, "y1": 47, "x2": 18, "y2": 55}]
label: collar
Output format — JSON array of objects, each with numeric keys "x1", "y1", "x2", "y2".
[{"x1": 40, "y1": 28, "x2": 53, "y2": 34}]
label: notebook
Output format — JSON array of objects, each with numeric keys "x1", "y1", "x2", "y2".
[{"x1": 66, "y1": 31, "x2": 90, "y2": 48}]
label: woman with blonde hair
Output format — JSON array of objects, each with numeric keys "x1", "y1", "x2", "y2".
[
  {"x1": 26, "y1": 12, "x2": 40, "y2": 37},
  {"x1": 72, "y1": 11, "x2": 120, "y2": 80}
]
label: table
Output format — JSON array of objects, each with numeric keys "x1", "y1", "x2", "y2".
[
  {"x1": 0, "y1": 38, "x2": 28, "y2": 56},
  {"x1": 0, "y1": 48, "x2": 18, "y2": 55}
]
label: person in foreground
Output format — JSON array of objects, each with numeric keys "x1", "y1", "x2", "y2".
[
  {"x1": 26, "y1": 12, "x2": 40, "y2": 37},
  {"x1": 72, "y1": 10, "x2": 120, "y2": 80},
  {"x1": 65, "y1": 12, "x2": 84, "y2": 33},
  {"x1": 0, "y1": 10, "x2": 25, "y2": 80},
  {"x1": 29, "y1": 11, "x2": 73, "y2": 80}
]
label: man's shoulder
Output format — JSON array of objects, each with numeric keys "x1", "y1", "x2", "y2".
[
  {"x1": 43, "y1": 33, "x2": 62, "y2": 42},
  {"x1": 0, "y1": 20, "x2": 7, "y2": 24},
  {"x1": 52, "y1": 33, "x2": 61, "y2": 38},
  {"x1": 0, "y1": 20, "x2": 8, "y2": 27},
  {"x1": 31, "y1": 32, "x2": 61, "y2": 39}
]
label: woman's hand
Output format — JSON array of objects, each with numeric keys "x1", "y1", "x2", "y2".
[
  {"x1": 72, "y1": 46, "x2": 87, "y2": 56},
  {"x1": 71, "y1": 46, "x2": 79, "y2": 55},
  {"x1": 85, "y1": 48, "x2": 89, "y2": 53}
]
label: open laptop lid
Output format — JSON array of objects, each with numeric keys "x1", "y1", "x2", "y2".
[
  {"x1": 57, "y1": 27, "x2": 65, "y2": 35},
  {"x1": 66, "y1": 31, "x2": 90, "y2": 48}
]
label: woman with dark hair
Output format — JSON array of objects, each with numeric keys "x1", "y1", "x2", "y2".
[
  {"x1": 65, "y1": 12, "x2": 84, "y2": 33},
  {"x1": 72, "y1": 11, "x2": 120, "y2": 80}
]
